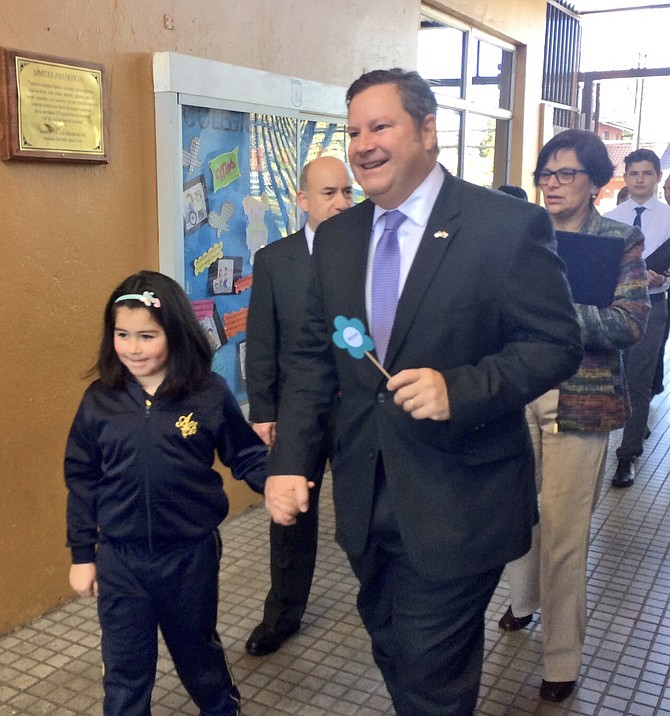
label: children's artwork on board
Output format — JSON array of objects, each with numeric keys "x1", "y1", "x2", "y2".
[
  {"x1": 183, "y1": 175, "x2": 209, "y2": 235},
  {"x1": 208, "y1": 201, "x2": 234, "y2": 238},
  {"x1": 242, "y1": 193, "x2": 270, "y2": 266},
  {"x1": 182, "y1": 136, "x2": 202, "y2": 174},
  {"x1": 237, "y1": 340, "x2": 247, "y2": 389},
  {"x1": 191, "y1": 299, "x2": 227, "y2": 353},
  {"x1": 208, "y1": 257, "x2": 243, "y2": 296},
  {"x1": 181, "y1": 103, "x2": 347, "y2": 401}
]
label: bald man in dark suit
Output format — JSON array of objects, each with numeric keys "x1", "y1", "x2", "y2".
[{"x1": 244, "y1": 157, "x2": 353, "y2": 656}]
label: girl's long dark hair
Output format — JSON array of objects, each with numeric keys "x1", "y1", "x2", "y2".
[{"x1": 94, "y1": 270, "x2": 212, "y2": 397}]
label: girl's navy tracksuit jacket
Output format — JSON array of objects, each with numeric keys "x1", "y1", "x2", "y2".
[
  {"x1": 64, "y1": 372, "x2": 267, "y2": 715},
  {"x1": 65, "y1": 372, "x2": 267, "y2": 561}
]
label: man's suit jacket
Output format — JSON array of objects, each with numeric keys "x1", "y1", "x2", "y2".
[
  {"x1": 268, "y1": 170, "x2": 583, "y2": 581},
  {"x1": 246, "y1": 228, "x2": 311, "y2": 423}
]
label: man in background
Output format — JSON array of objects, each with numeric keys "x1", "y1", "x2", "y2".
[
  {"x1": 606, "y1": 149, "x2": 670, "y2": 486},
  {"x1": 651, "y1": 173, "x2": 670, "y2": 395},
  {"x1": 498, "y1": 184, "x2": 528, "y2": 201},
  {"x1": 244, "y1": 156, "x2": 353, "y2": 656},
  {"x1": 617, "y1": 185, "x2": 630, "y2": 205},
  {"x1": 263, "y1": 68, "x2": 582, "y2": 714}
]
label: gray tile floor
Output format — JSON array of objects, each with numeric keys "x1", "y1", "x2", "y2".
[{"x1": 2, "y1": 389, "x2": 670, "y2": 715}]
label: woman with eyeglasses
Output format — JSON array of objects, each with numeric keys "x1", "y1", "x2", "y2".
[{"x1": 499, "y1": 129, "x2": 650, "y2": 703}]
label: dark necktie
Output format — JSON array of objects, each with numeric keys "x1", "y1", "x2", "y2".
[
  {"x1": 371, "y1": 210, "x2": 406, "y2": 364},
  {"x1": 634, "y1": 206, "x2": 646, "y2": 228}
]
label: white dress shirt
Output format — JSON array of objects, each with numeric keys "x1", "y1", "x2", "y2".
[
  {"x1": 365, "y1": 163, "x2": 446, "y2": 322},
  {"x1": 606, "y1": 195, "x2": 670, "y2": 293},
  {"x1": 304, "y1": 223, "x2": 315, "y2": 255}
]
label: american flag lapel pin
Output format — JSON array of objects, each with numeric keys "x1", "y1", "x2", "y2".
[{"x1": 433, "y1": 230, "x2": 449, "y2": 239}]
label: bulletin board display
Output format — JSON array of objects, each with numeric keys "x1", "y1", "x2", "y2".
[
  {"x1": 180, "y1": 107, "x2": 347, "y2": 398},
  {"x1": 154, "y1": 53, "x2": 349, "y2": 403}
]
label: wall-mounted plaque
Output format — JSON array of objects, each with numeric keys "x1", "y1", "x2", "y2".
[{"x1": 1, "y1": 48, "x2": 108, "y2": 163}]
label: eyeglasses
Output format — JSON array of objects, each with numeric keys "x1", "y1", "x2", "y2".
[{"x1": 537, "y1": 168, "x2": 589, "y2": 185}]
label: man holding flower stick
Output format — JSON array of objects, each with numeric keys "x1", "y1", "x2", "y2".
[{"x1": 264, "y1": 68, "x2": 582, "y2": 715}]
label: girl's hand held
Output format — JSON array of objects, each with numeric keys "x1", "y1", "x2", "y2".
[{"x1": 69, "y1": 563, "x2": 99, "y2": 598}]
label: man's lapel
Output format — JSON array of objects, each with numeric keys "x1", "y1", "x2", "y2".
[
  {"x1": 346, "y1": 201, "x2": 376, "y2": 327},
  {"x1": 293, "y1": 228, "x2": 312, "y2": 271}
]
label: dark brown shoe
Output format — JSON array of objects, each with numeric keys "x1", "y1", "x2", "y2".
[
  {"x1": 611, "y1": 459, "x2": 635, "y2": 488},
  {"x1": 498, "y1": 606, "x2": 533, "y2": 632},
  {"x1": 540, "y1": 679, "x2": 576, "y2": 702}
]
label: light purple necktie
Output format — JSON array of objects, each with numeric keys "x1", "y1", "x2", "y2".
[{"x1": 371, "y1": 210, "x2": 406, "y2": 365}]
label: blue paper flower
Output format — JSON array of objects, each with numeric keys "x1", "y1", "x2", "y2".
[{"x1": 332, "y1": 315, "x2": 374, "y2": 359}]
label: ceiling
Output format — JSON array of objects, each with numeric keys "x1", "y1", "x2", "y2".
[{"x1": 570, "y1": 1, "x2": 670, "y2": 13}]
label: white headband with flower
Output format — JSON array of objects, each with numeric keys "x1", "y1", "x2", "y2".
[{"x1": 114, "y1": 291, "x2": 161, "y2": 308}]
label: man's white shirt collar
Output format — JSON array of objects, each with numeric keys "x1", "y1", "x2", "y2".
[
  {"x1": 365, "y1": 163, "x2": 445, "y2": 321},
  {"x1": 372, "y1": 163, "x2": 445, "y2": 231},
  {"x1": 304, "y1": 223, "x2": 315, "y2": 254}
]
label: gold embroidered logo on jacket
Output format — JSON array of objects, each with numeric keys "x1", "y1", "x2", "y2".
[{"x1": 175, "y1": 412, "x2": 198, "y2": 438}]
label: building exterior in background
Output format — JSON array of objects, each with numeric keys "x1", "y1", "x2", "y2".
[{"x1": 591, "y1": 120, "x2": 669, "y2": 213}]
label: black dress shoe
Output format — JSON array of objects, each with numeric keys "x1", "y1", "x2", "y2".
[
  {"x1": 498, "y1": 606, "x2": 533, "y2": 632},
  {"x1": 245, "y1": 623, "x2": 299, "y2": 656},
  {"x1": 611, "y1": 459, "x2": 635, "y2": 488},
  {"x1": 540, "y1": 679, "x2": 576, "y2": 702}
]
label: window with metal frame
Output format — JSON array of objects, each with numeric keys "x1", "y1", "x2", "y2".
[{"x1": 418, "y1": 8, "x2": 515, "y2": 188}]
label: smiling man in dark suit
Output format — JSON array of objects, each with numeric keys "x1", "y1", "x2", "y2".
[
  {"x1": 264, "y1": 69, "x2": 583, "y2": 715},
  {"x1": 244, "y1": 156, "x2": 353, "y2": 656}
]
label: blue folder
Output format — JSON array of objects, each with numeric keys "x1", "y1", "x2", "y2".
[{"x1": 555, "y1": 231, "x2": 625, "y2": 308}]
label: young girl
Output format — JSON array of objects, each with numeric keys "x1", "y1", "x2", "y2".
[{"x1": 65, "y1": 270, "x2": 267, "y2": 716}]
